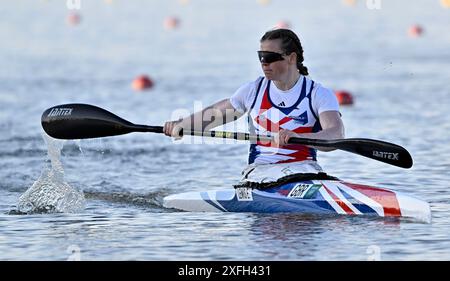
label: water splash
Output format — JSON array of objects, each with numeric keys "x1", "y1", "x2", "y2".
[{"x1": 16, "y1": 134, "x2": 85, "y2": 214}]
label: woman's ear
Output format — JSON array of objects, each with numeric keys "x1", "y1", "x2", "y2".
[{"x1": 289, "y1": 52, "x2": 297, "y2": 65}]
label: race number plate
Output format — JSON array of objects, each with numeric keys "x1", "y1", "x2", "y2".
[
  {"x1": 235, "y1": 188, "x2": 253, "y2": 201},
  {"x1": 288, "y1": 183, "x2": 322, "y2": 199}
]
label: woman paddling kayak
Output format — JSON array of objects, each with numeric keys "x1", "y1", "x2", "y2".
[
  {"x1": 164, "y1": 29, "x2": 345, "y2": 183},
  {"x1": 39, "y1": 29, "x2": 423, "y2": 220}
]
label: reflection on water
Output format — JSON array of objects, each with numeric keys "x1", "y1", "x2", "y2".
[{"x1": 244, "y1": 213, "x2": 402, "y2": 260}]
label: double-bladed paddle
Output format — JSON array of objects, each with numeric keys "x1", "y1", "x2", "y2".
[{"x1": 41, "y1": 103, "x2": 413, "y2": 169}]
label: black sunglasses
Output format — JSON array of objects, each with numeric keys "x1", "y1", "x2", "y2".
[{"x1": 257, "y1": 51, "x2": 285, "y2": 64}]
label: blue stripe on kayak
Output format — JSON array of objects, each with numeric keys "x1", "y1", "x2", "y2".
[
  {"x1": 352, "y1": 203, "x2": 378, "y2": 215},
  {"x1": 337, "y1": 186, "x2": 378, "y2": 215},
  {"x1": 215, "y1": 191, "x2": 337, "y2": 214},
  {"x1": 201, "y1": 192, "x2": 227, "y2": 212},
  {"x1": 310, "y1": 200, "x2": 338, "y2": 213}
]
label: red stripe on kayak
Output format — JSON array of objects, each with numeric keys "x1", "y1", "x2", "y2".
[
  {"x1": 341, "y1": 182, "x2": 401, "y2": 217},
  {"x1": 323, "y1": 184, "x2": 355, "y2": 215}
]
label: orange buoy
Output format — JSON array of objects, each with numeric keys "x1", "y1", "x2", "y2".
[
  {"x1": 67, "y1": 13, "x2": 81, "y2": 26},
  {"x1": 257, "y1": 0, "x2": 271, "y2": 5},
  {"x1": 440, "y1": 0, "x2": 450, "y2": 8},
  {"x1": 164, "y1": 16, "x2": 180, "y2": 30},
  {"x1": 335, "y1": 90, "x2": 354, "y2": 106},
  {"x1": 342, "y1": 0, "x2": 357, "y2": 6},
  {"x1": 132, "y1": 75, "x2": 154, "y2": 91},
  {"x1": 274, "y1": 20, "x2": 291, "y2": 29},
  {"x1": 408, "y1": 25, "x2": 424, "y2": 38}
]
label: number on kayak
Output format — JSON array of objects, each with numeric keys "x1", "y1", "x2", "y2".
[
  {"x1": 288, "y1": 183, "x2": 322, "y2": 199},
  {"x1": 235, "y1": 188, "x2": 253, "y2": 201}
]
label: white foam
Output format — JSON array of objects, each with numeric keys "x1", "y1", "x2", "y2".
[{"x1": 17, "y1": 134, "x2": 85, "y2": 213}]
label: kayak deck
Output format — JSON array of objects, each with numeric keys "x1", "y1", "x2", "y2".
[{"x1": 163, "y1": 180, "x2": 431, "y2": 223}]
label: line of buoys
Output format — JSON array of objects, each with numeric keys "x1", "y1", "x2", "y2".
[
  {"x1": 64, "y1": 0, "x2": 433, "y2": 101},
  {"x1": 335, "y1": 90, "x2": 354, "y2": 106},
  {"x1": 132, "y1": 75, "x2": 154, "y2": 91},
  {"x1": 408, "y1": 25, "x2": 424, "y2": 38}
]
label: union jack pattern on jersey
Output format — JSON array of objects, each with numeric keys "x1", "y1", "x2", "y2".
[{"x1": 248, "y1": 76, "x2": 322, "y2": 164}]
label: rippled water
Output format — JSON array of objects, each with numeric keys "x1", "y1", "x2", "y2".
[{"x1": 1, "y1": 0, "x2": 449, "y2": 260}]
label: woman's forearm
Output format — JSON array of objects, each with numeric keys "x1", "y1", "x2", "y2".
[{"x1": 178, "y1": 99, "x2": 242, "y2": 132}]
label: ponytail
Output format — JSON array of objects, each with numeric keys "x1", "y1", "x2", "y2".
[{"x1": 297, "y1": 63, "x2": 309, "y2": 76}]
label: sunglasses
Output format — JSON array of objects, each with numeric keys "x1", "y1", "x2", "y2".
[{"x1": 257, "y1": 51, "x2": 285, "y2": 64}]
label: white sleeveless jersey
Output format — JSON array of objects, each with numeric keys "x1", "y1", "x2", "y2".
[{"x1": 247, "y1": 76, "x2": 322, "y2": 164}]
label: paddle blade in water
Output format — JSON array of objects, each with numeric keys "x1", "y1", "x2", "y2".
[{"x1": 41, "y1": 103, "x2": 135, "y2": 139}]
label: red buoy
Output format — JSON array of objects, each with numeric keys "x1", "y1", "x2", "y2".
[
  {"x1": 164, "y1": 16, "x2": 180, "y2": 30},
  {"x1": 132, "y1": 75, "x2": 154, "y2": 91},
  {"x1": 274, "y1": 20, "x2": 291, "y2": 29},
  {"x1": 342, "y1": 0, "x2": 357, "y2": 6},
  {"x1": 67, "y1": 13, "x2": 81, "y2": 26},
  {"x1": 408, "y1": 25, "x2": 424, "y2": 38},
  {"x1": 335, "y1": 90, "x2": 354, "y2": 106}
]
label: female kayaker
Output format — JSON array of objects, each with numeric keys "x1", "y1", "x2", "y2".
[{"x1": 164, "y1": 29, "x2": 345, "y2": 183}]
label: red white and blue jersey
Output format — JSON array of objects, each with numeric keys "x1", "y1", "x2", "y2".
[{"x1": 230, "y1": 76, "x2": 339, "y2": 165}]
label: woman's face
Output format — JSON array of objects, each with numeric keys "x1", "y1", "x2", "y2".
[{"x1": 259, "y1": 39, "x2": 294, "y2": 81}]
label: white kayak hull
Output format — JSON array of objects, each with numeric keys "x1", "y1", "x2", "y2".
[{"x1": 163, "y1": 180, "x2": 431, "y2": 223}]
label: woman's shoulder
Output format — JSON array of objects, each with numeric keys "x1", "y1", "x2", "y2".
[
  {"x1": 306, "y1": 78, "x2": 339, "y2": 112},
  {"x1": 306, "y1": 77, "x2": 334, "y2": 97},
  {"x1": 230, "y1": 77, "x2": 266, "y2": 112},
  {"x1": 240, "y1": 76, "x2": 265, "y2": 90},
  {"x1": 234, "y1": 76, "x2": 265, "y2": 95}
]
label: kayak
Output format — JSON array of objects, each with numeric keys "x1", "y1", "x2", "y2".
[{"x1": 163, "y1": 178, "x2": 431, "y2": 223}]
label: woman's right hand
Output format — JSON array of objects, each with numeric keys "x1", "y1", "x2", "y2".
[{"x1": 163, "y1": 120, "x2": 183, "y2": 139}]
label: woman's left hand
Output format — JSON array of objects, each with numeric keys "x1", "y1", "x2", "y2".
[{"x1": 274, "y1": 129, "x2": 299, "y2": 146}]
